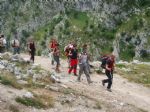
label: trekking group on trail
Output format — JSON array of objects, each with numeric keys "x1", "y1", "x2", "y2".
[
  {"x1": 49, "y1": 38, "x2": 115, "y2": 92},
  {"x1": 0, "y1": 33, "x2": 115, "y2": 92}
]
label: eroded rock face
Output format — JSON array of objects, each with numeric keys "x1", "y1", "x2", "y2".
[{"x1": 1, "y1": 1, "x2": 149, "y2": 61}]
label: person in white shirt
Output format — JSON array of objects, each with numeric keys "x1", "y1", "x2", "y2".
[{"x1": 0, "y1": 34, "x2": 7, "y2": 53}]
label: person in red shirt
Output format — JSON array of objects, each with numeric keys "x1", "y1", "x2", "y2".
[
  {"x1": 49, "y1": 38, "x2": 57, "y2": 65},
  {"x1": 53, "y1": 43, "x2": 60, "y2": 73},
  {"x1": 102, "y1": 55, "x2": 115, "y2": 92}
]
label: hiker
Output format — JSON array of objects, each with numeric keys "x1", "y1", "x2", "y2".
[
  {"x1": 102, "y1": 55, "x2": 115, "y2": 92},
  {"x1": 64, "y1": 42, "x2": 73, "y2": 68},
  {"x1": 49, "y1": 38, "x2": 57, "y2": 65},
  {"x1": 53, "y1": 43, "x2": 60, "y2": 72},
  {"x1": 28, "y1": 39, "x2": 36, "y2": 63},
  {"x1": 100, "y1": 54, "x2": 109, "y2": 73},
  {"x1": 77, "y1": 48, "x2": 92, "y2": 84},
  {"x1": 11, "y1": 35, "x2": 20, "y2": 54},
  {"x1": 68, "y1": 44, "x2": 78, "y2": 76},
  {"x1": 0, "y1": 34, "x2": 6, "y2": 53},
  {"x1": 81, "y1": 44, "x2": 92, "y2": 74}
]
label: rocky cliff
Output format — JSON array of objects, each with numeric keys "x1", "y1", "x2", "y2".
[{"x1": 0, "y1": 0, "x2": 150, "y2": 61}]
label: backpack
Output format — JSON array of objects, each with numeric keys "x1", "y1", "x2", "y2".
[{"x1": 101, "y1": 56, "x2": 109, "y2": 69}]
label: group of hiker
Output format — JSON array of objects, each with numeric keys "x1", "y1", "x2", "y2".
[
  {"x1": 49, "y1": 38, "x2": 115, "y2": 92},
  {"x1": 0, "y1": 34, "x2": 115, "y2": 92},
  {"x1": 0, "y1": 34, "x2": 36, "y2": 63}
]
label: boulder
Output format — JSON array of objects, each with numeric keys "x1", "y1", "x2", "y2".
[{"x1": 23, "y1": 92, "x2": 34, "y2": 98}]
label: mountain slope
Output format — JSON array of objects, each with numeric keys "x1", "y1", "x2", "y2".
[{"x1": 0, "y1": 0, "x2": 150, "y2": 61}]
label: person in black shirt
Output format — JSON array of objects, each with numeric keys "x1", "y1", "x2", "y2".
[
  {"x1": 28, "y1": 40, "x2": 36, "y2": 63},
  {"x1": 68, "y1": 44, "x2": 78, "y2": 76},
  {"x1": 102, "y1": 55, "x2": 115, "y2": 92}
]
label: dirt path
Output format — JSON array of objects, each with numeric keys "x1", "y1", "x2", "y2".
[{"x1": 22, "y1": 54, "x2": 150, "y2": 112}]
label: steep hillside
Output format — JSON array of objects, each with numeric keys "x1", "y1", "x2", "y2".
[{"x1": 0, "y1": 0, "x2": 150, "y2": 61}]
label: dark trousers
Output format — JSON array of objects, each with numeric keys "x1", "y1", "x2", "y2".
[
  {"x1": 103, "y1": 70, "x2": 113, "y2": 89},
  {"x1": 30, "y1": 50, "x2": 35, "y2": 63},
  {"x1": 13, "y1": 47, "x2": 20, "y2": 54},
  {"x1": 0, "y1": 47, "x2": 5, "y2": 53}
]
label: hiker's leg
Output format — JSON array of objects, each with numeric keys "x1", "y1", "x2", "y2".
[
  {"x1": 51, "y1": 52, "x2": 54, "y2": 65},
  {"x1": 56, "y1": 56, "x2": 60, "y2": 72},
  {"x1": 84, "y1": 64, "x2": 92, "y2": 83},
  {"x1": 68, "y1": 59, "x2": 74, "y2": 74},
  {"x1": 1, "y1": 47, "x2": 4, "y2": 53},
  {"x1": 30, "y1": 51, "x2": 33, "y2": 61},
  {"x1": 0, "y1": 47, "x2": 2, "y2": 53},
  {"x1": 73, "y1": 59, "x2": 78, "y2": 75},
  {"x1": 87, "y1": 61, "x2": 91, "y2": 73},
  {"x1": 13, "y1": 48, "x2": 17, "y2": 54},
  {"x1": 31, "y1": 51, "x2": 35, "y2": 63},
  {"x1": 17, "y1": 47, "x2": 20, "y2": 54},
  {"x1": 73, "y1": 65, "x2": 77, "y2": 75},
  {"x1": 33, "y1": 51, "x2": 35, "y2": 63},
  {"x1": 106, "y1": 70, "x2": 113, "y2": 89},
  {"x1": 77, "y1": 64, "x2": 83, "y2": 81},
  {"x1": 103, "y1": 70, "x2": 109, "y2": 83}
]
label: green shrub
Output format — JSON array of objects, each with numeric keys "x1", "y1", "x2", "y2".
[
  {"x1": 116, "y1": 64, "x2": 126, "y2": 68},
  {"x1": 0, "y1": 75, "x2": 22, "y2": 89},
  {"x1": 117, "y1": 64, "x2": 150, "y2": 87},
  {"x1": 16, "y1": 94, "x2": 54, "y2": 109},
  {"x1": 16, "y1": 97, "x2": 45, "y2": 109},
  {"x1": 22, "y1": 30, "x2": 30, "y2": 38}
]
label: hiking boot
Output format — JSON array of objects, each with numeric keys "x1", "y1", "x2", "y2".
[
  {"x1": 107, "y1": 88, "x2": 112, "y2": 92},
  {"x1": 102, "y1": 80, "x2": 105, "y2": 86}
]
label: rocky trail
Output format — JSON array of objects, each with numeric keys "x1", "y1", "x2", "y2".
[
  {"x1": 22, "y1": 54, "x2": 150, "y2": 112},
  {"x1": 0, "y1": 54, "x2": 150, "y2": 112}
]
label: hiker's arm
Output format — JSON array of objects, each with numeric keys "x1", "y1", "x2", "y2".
[
  {"x1": 68, "y1": 50, "x2": 72, "y2": 56},
  {"x1": 88, "y1": 53, "x2": 92, "y2": 61},
  {"x1": 106, "y1": 64, "x2": 111, "y2": 71}
]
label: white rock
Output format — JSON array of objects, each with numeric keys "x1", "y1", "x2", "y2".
[
  {"x1": 23, "y1": 92, "x2": 34, "y2": 98},
  {"x1": 0, "y1": 64, "x2": 5, "y2": 69},
  {"x1": 47, "y1": 85, "x2": 59, "y2": 92},
  {"x1": 120, "y1": 102, "x2": 124, "y2": 106},
  {"x1": 60, "y1": 84, "x2": 68, "y2": 89},
  {"x1": 17, "y1": 80, "x2": 28, "y2": 85},
  {"x1": 132, "y1": 60, "x2": 140, "y2": 64},
  {"x1": 121, "y1": 68, "x2": 131, "y2": 72}
]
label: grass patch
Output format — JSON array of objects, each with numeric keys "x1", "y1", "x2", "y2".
[
  {"x1": 117, "y1": 64, "x2": 150, "y2": 87},
  {"x1": 116, "y1": 64, "x2": 127, "y2": 68},
  {"x1": 67, "y1": 10, "x2": 89, "y2": 29},
  {"x1": 16, "y1": 93, "x2": 54, "y2": 109},
  {"x1": 0, "y1": 72, "x2": 22, "y2": 89},
  {"x1": 32, "y1": 65, "x2": 43, "y2": 74},
  {"x1": 62, "y1": 88, "x2": 76, "y2": 95},
  {"x1": 15, "y1": 61, "x2": 30, "y2": 69},
  {"x1": 16, "y1": 97, "x2": 45, "y2": 109}
]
